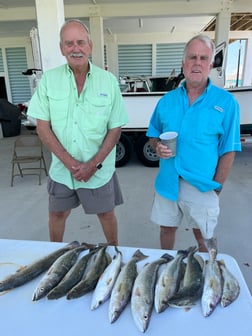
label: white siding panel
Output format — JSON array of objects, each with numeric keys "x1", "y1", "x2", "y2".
[
  {"x1": 156, "y1": 43, "x2": 185, "y2": 76},
  {"x1": 0, "y1": 49, "x2": 4, "y2": 72},
  {"x1": 118, "y1": 44, "x2": 152, "y2": 77},
  {"x1": 6, "y1": 47, "x2": 31, "y2": 104}
]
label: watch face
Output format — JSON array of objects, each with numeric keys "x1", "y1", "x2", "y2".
[{"x1": 96, "y1": 163, "x2": 102, "y2": 169}]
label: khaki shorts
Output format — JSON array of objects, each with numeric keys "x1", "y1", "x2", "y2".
[
  {"x1": 47, "y1": 172, "x2": 123, "y2": 214},
  {"x1": 150, "y1": 179, "x2": 220, "y2": 239}
]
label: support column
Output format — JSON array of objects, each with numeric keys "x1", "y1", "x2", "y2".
[
  {"x1": 89, "y1": 16, "x2": 104, "y2": 69},
  {"x1": 214, "y1": 8, "x2": 231, "y2": 70},
  {"x1": 215, "y1": 10, "x2": 231, "y2": 46},
  {"x1": 243, "y1": 38, "x2": 252, "y2": 86},
  {"x1": 35, "y1": 0, "x2": 65, "y2": 71},
  {"x1": 105, "y1": 34, "x2": 118, "y2": 76}
]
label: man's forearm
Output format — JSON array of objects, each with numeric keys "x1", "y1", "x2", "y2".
[
  {"x1": 149, "y1": 137, "x2": 159, "y2": 151},
  {"x1": 90, "y1": 127, "x2": 121, "y2": 166},
  {"x1": 36, "y1": 119, "x2": 78, "y2": 171},
  {"x1": 214, "y1": 151, "x2": 236, "y2": 186}
]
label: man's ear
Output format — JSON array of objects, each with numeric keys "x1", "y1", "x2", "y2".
[
  {"x1": 60, "y1": 42, "x2": 64, "y2": 56},
  {"x1": 89, "y1": 40, "x2": 93, "y2": 53}
]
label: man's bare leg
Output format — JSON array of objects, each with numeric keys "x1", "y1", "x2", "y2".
[
  {"x1": 160, "y1": 226, "x2": 177, "y2": 250},
  {"x1": 97, "y1": 210, "x2": 118, "y2": 246},
  {"x1": 193, "y1": 228, "x2": 208, "y2": 252},
  {"x1": 49, "y1": 209, "x2": 71, "y2": 242}
]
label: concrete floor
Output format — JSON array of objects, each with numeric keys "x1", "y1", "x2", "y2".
[{"x1": 0, "y1": 127, "x2": 251, "y2": 294}]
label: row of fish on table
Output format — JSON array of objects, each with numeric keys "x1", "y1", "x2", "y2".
[{"x1": 0, "y1": 241, "x2": 240, "y2": 333}]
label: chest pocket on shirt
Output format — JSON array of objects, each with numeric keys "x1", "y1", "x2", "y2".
[
  {"x1": 81, "y1": 95, "x2": 111, "y2": 133},
  {"x1": 195, "y1": 107, "x2": 224, "y2": 144},
  {"x1": 48, "y1": 90, "x2": 69, "y2": 126}
]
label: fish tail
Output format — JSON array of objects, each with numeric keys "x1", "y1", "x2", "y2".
[
  {"x1": 160, "y1": 253, "x2": 174, "y2": 262},
  {"x1": 132, "y1": 249, "x2": 148, "y2": 262}
]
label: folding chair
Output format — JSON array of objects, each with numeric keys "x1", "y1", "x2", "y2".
[{"x1": 11, "y1": 135, "x2": 48, "y2": 186}]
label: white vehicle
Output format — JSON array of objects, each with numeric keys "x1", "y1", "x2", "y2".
[{"x1": 116, "y1": 43, "x2": 252, "y2": 167}]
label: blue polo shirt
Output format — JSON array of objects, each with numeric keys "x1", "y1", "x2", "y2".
[{"x1": 147, "y1": 80, "x2": 241, "y2": 201}]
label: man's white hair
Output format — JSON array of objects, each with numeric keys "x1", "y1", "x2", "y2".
[{"x1": 183, "y1": 34, "x2": 216, "y2": 63}]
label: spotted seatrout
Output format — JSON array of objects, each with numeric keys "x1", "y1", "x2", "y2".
[
  {"x1": 91, "y1": 246, "x2": 122, "y2": 310},
  {"x1": 0, "y1": 241, "x2": 80, "y2": 293},
  {"x1": 201, "y1": 249, "x2": 222, "y2": 317},
  {"x1": 32, "y1": 243, "x2": 90, "y2": 301},
  {"x1": 131, "y1": 254, "x2": 173, "y2": 333},
  {"x1": 108, "y1": 249, "x2": 148, "y2": 323},
  {"x1": 154, "y1": 249, "x2": 188, "y2": 313},
  {"x1": 47, "y1": 247, "x2": 98, "y2": 300},
  {"x1": 168, "y1": 246, "x2": 203, "y2": 308},
  {"x1": 66, "y1": 245, "x2": 111, "y2": 299},
  {"x1": 218, "y1": 259, "x2": 240, "y2": 308}
]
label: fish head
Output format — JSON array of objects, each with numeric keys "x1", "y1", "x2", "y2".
[
  {"x1": 108, "y1": 310, "x2": 119, "y2": 324},
  {"x1": 132, "y1": 305, "x2": 151, "y2": 333},
  {"x1": 202, "y1": 301, "x2": 215, "y2": 317},
  {"x1": 32, "y1": 285, "x2": 46, "y2": 301}
]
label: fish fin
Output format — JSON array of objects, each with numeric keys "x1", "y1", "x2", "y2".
[
  {"x1": 106, "y1": 277, "x2": 113, "y2": 286},
  {"x1": 160, "y1": 253, "x2": 174, "y2": 262},
  {"x1": 134, "y1": 286, "x2": 141, "y2": 297},
  {"x1": 114, "y1": 246, "x2": 122, "y2": 254},
  {"x1": 16, "y1": 265, "x2": 28, "y2": 273},
  {"x1": 80, "y1": 242, "x2": 97, "y2": 249},
  {"x1": 218, "y1": 259, "x2": 225, "y2": 267},
  {"x1": 132, "y1": 249, "x2": 148, "y2": 262},
  {"x1": 66, "y1": 241, "x2": 80, "y2": 248},
  {"x1": 204, "y1": 237, "x2": 218, "y2": 253},
  {"x1": 96, "y1": 242, "x2": 110, "y2": 247},
  {"x1": 209, "y1": 278, "x2": 215, "y2": 288}
]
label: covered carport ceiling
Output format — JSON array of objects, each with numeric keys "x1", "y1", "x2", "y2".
[
  {"x1": 0, "y1": 0, "x2": 251, "y2": 38},
  {"x1": 205, "y1": 12, "x2": 252, "y2": 31}
]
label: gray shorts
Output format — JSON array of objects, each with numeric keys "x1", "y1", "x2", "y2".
[
  {"x1": 47, "y1": 172, "x2": 123, "y2": 214},
  {"x1": 151, "y1": 179, "x2": 220, "y2": 239}
]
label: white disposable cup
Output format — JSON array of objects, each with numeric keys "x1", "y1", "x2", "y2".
[{"x1": 159, "y1": 131, "x2": 178, "y2": 157}]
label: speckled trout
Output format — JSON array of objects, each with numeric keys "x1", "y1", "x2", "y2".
[
  {"x1": 66, "y1": 245, "x2": 111, "y2": 299},
  {"x1": 47, "y1": 247, "x2": 98, "y2": 300},
  {"x1": 91, "y1": 246, "x2": 122, "y2": 310},
  {"x1": 154, "y1": 249, "x2": 188, "y2": 313},
  {"x1": 32, "y1": 243, "x2": 91, "y2": 301},
  {"x1": 218, "y1": 259, "x2": 240, "y2": 308},
  {"x1": 131, "y1": 253, "x2": 173, "y2": 332},
  {"x1": 0, "y1": 241, "x2": 80, "y2": 293},
  {"x1": 201, "y1": 249, "x2": 222, "y2": 317},
  {"x1": 108, "y1": 249, "x2": 148, "y2": 323},
  {"x1": 168, "y1": 246, "x2": 203, "y2": 308}
]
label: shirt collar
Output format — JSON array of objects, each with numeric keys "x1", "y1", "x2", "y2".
[
  {"x1": 182, "y1": 77, "x2": 212, "y2": 94},
  {"x1": 66, "y1": 60, "x2": 92, "y2": 77}
]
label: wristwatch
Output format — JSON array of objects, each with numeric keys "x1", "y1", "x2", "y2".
[{"x1": 96, "y1": 162, "x2": 103, "y2": 170}]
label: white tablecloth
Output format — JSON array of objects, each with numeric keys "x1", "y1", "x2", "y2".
[{"x1": 0, "y1": 239, "x2": 252, "y2": 336}]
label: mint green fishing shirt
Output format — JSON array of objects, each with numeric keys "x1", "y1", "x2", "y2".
[{"x1": 28, "y1": 62, "x2": 128, "y2": 189}]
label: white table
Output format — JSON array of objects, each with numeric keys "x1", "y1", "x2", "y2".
[{"x1": 0, "y1": 239, "x2": 252, "y2": 336}]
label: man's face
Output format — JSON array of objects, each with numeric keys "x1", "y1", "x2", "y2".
[
  {"x1": 60, "y1": 22, "x2": 92, "y2": 70},
  {"x1": 182, "y1": 39, "x2": 213, "y2": 87}
]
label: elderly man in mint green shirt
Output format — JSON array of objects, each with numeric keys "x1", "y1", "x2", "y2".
[{"x1": 28, "y1": 19, "x2": 128, "y2": 245}]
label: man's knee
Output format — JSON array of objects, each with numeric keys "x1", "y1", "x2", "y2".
[
  {"x1": 160, "y1": 226, "x2": 177, "y2": 234},
  {"x1": 49, "y1": 210, "x2": 71, "y2": 221},
  {"x1": 97, "y1": 209, "x2": 115, "y2": 221}
]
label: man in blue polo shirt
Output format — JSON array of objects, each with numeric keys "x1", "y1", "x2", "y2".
[{"x1": 147, "y1": 34, "x2": 241, "y2": 252}]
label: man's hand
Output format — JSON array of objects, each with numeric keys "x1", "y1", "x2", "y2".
[
  {"x1": 154, "y1": 140, "x2": 173, "y2": 159},
  {"x1": 71, "y1": 161, "x2": 96, "y2": 182}
]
